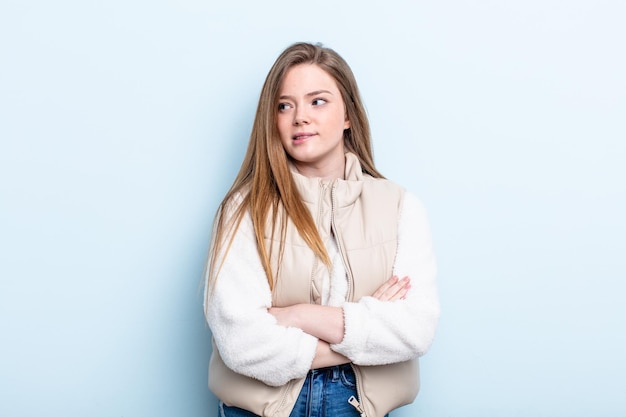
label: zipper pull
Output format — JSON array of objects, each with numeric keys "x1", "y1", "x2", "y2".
[{"x1": 348, "y1": 395, "x2": 366, "y2": 417}]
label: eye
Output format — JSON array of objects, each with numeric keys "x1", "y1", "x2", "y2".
[
  {"x1": 312, "y1": 98, "x2": 327, "y2": 106},
  {"x1": 278, "y1": 102, "x2": 292, "y2": 111}
]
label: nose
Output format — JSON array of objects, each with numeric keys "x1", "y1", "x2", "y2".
[{"x1": 293, "y1": 106, "x2": 309, "y2": 125}]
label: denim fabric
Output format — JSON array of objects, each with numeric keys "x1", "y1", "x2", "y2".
[
  {"x1": 219, "y1": 401, "x2": 258, "y2": 417},
  {"x1": 289, "y1": 364, "x2": 361, "y2": 417},
  {"x1": 220, "y1": 401, "x2": 258, "y2": 417},
  {"x1": 219, "y1": 364, "x2": 364, "y2": 417}
]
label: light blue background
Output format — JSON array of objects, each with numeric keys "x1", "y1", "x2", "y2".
[{"x1": 1, "y1": 1, "x2": 625, "y2": 416}]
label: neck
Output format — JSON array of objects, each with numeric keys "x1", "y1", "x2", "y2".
[{"x1": 292, "y1": 158, "x2": 346, "y2": 181}]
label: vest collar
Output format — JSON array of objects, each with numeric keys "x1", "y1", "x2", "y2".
[{"x1": 290, "y1": 152, "x2": 365, "y2": 207}]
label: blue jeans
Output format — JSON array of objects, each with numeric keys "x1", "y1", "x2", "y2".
[{"x1": 219, "y1": 364, "x2": 363, "y2": 417}]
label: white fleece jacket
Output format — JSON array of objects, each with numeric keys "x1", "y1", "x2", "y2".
[{"x1": 204, "y1": 191, "x2": 439, "y2": 387}]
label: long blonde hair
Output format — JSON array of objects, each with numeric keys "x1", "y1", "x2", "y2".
[{"x1": 207, "y1": 42, "x2": 383, "y2": 291}]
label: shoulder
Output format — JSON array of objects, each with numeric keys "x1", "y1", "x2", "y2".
[
  {"x1": 211, "y1": 188, "x2": 255, "y2": 245},
  {"x1": 218, "y1": 188, "x2": 250, "y2": 224},
  {"x1": 360, "y1": 175, "x2": 431, "y2": 222},
  {"x1": 401, "y1": 191, "x2": 427, "y2": 215},
  {"x1": 397, "y1": 191, "x2": 432, "y2": 239},
  {"x1": 361, "y1": 175, "x2": 406, "y2": 202},
  {"x1": 222, "y1": 187, "x2": 249, "y2": 211}
]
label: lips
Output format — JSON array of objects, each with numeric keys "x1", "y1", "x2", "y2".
[
  {"x1": 292, "y1": 132, "x2": 315, "y2": 140},
  {"x1": 292, "y1": 132, "x2": 316, "y2": 144}
]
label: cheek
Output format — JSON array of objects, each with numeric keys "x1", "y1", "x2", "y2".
[
  {"x1": 276, "y1": 116, "x2": 290, "y2": 137},
  {"x1": 276, "y1": 121, "x2": 291, "y2": 150},
  {"x1": 335, "y1": 112, "x2": 349, "y2": 131},
  {"x1": 332, "y1": 106, "x2": 348, "y2": 127}
]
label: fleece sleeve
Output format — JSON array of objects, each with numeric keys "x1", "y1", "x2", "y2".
[
  {"x1": 204, "y1": 210, "x2": 318, "y2": 387},
  {"x1": 330, "y1": 192, "x2": 440, "y2": 365}
]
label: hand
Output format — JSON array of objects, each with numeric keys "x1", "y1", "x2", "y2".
[
  {"x1": 371, "y1": 275, "x2": 411, "y2": 301},
  {"x1": 311, "y1": 340, "x2": 350, "y2": 369},
  {"x1": 268, "y1": 306, "x2": 296, "y2": 328}
]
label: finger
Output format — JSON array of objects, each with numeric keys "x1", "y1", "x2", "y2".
[
  {"x1": 381, "y1": 277, "x2": 411, "y2": 301},
  {"x1": 390, "y1": 281, "x2": 411, "y2": 301},
  {"x1": 372, "y1": 276, "x2": 399, "y2": 299}
]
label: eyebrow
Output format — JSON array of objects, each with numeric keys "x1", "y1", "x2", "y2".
[{"x1": 279, "y1": 90, "x2": 334, "y2": 100}]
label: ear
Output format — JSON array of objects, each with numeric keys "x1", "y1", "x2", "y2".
[{"x1": 344, "y1": 118, "x2": 351, "y2": 130}]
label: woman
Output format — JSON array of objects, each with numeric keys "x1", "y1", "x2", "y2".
[{"x1": 204, "y1": 42, "x2": 439, "y2": 417}]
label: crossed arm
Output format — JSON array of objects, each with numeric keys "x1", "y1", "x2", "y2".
[
  {"x1": 206, "y1": 193, "x2": 438, "y2": 385},
  {"x1": 268, "y1": 275, "x2": 411, "y2": 369}
]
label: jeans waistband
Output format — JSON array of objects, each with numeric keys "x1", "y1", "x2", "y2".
[{"x1": 308, "y1": 363, "x2": 353, "y2": 380}]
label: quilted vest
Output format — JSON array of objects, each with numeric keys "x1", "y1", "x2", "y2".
[{"x1": 209, "y1": 153, "x2": 419, "y2": 417}]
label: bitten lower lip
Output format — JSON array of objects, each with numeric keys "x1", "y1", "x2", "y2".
[{"x1": 292, "y1": 133, "x2": 316, "y2": 144}]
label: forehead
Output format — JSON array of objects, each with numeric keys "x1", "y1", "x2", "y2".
[{"x1": 279, "y1": 64, "x2": 340, "y2": 94}]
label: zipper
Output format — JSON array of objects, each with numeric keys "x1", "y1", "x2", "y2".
[
  {"x1": 272, "y1": 379, "x2": 293, "y2": 416},
  {"x1": 331, "y1": 182, "x2": 367, "y2": 416},
  {"x1": 348, "y1": 394, "x2": 367, "y2": 417},
  {"x1": 310, "y1": 180, "x2": 327, "y2": 303},
  {"x1": 330, "y1": 182, "x2": 355, "y2": 301},
  {"x1": 349, "y1": 363, "x2": 368, "y2": 417}
]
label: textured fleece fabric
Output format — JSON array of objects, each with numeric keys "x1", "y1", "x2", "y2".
[{"x1": 205, "y1": 191, "x2": 439, "y2": 387}]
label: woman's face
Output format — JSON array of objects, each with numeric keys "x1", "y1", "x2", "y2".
[{"x1": 276, "y1": 64, "x2": 350, "y2": 179}]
